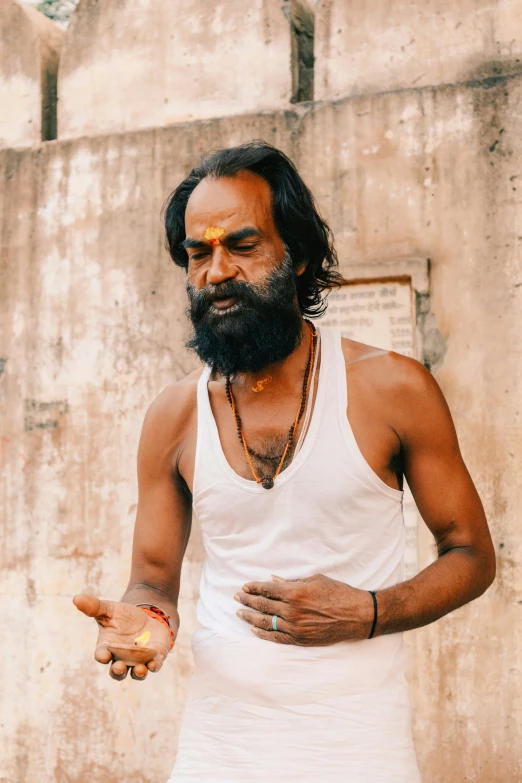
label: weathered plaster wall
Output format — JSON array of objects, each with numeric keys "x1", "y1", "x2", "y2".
[
  {"x1": 0, "y1": 0, "x2": 63, "y2": 148},
  {"x1": 0, "y1": 73, "x2": 519, "y2": 781},
  {"x1": 315, "y1": 0, "x2": 522, "y2": 100},
  {"x1": 57, "y1": 0, "x2": 298, "y2": 139}
]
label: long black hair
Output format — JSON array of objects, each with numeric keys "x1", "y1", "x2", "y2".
[{"x1": 163, "y1": 140, "x2": 343, "y2": 317}]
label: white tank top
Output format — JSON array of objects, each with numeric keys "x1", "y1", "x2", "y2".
[{"x1": 172, "y1": 327, "x2": 420, "y2": 782}]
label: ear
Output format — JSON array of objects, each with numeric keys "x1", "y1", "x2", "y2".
[{"x1": 296, "y1": 260, "x2": 308, "y2": 277}]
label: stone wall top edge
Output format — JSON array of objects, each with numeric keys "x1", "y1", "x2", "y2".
[
  {"x1": 324, "y1": 68, "x2": 522, "y2": 109},
  {"x1": 2, "y1": 68, "x2": 522, "y2": 158},
  {"x1": 0, "y1": 105, "x2": 309, "y2": 157}
]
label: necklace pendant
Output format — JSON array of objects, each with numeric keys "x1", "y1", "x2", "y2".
[{"x1": 261, "y1": 476, "x2": 274, "y2": 490}]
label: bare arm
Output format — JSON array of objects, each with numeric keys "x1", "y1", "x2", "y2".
[
  {"x1": 235, "y1": 356, "x2": 496, "y2": 644},
  {"x1": 122, "y1": 383, "x2": 194, "y2": 627},
  {"x1": 74, "y1": 380, "x2": 196, "y2": 678},
  {"x1": 372, "y1": 358, "x2": 496, "y2": 634}
]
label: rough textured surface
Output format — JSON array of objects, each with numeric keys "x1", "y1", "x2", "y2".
[
  {"x1": 57, "y1": 0, "x2": 296, "y2": 138},
  {"x1": 287, "y1": 0, "x2": 315, "y2": 102},
  {"x1": 315, "y1": 0, "x2": 522, "y2": 100},
  {"x1": 0, "y1": 0, "x2": 63, "y2": 148},
  {"x1": 0, "y1": 72, "x2": 519, "y2": 780}
]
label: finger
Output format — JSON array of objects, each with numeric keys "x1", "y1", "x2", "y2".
[
  {"x1": 271, "y1": 574, "x2": 286, "y2": 582},
  {"x1": 73, "y1": 594, "x2": 116, "y2": 621},
  {"x1": 147, "y1": 650, "x2": 167, "y2": 673},
  {"x1": 109, "y1": 661, "x2": 128, "y2": 680},
  {"x1": 94, "y1": 644, "x2": 112, "y2": 664},
  {"x1": 237, "y1": 608, "x2": 291, "y2": 634},
  {"x1": 251, "y1": 627, "x2": 294, "y2": 644},
  {"x1": 242, "y1": 581, "x2": 293, "y2": 601},
  {"x1": 130, "y1": 664, "x2": 148, "y2": 681},
  {"x1": 234, "y1": 591, "x2": 288, "y2": 617}
]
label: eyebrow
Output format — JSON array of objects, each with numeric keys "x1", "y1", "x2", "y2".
[{"x1": 181, "y1": 227, "x2": 262, "y2": 249}]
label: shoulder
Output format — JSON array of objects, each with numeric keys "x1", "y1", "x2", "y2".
[
  {"x1": 340, "y1": 336, "x2": 449, "y2": 422},
  {"x1": 146, "y1": 368, "x2": 203, "y2": 421},
  {"x1": 139, "y1": 368, "x2": 203, "y2": 456},
  {"x1": 339, "y1": 337, "x2": 459, "y2": 450}
]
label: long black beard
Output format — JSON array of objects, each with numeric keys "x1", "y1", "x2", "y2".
[{"x1": 186, "y1": 256, "x2": 304, "y2": 376}]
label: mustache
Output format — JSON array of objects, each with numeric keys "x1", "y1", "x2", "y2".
[
  {"x1": 186, "y1": 253, "x2": 296, "y2": 317},
  {"x1": 187, "y1": 278, "x2": 265, "y2": 311}
]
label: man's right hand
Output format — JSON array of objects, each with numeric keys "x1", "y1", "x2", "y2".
[{"x1": 73, "y1": 594, "x2": 174, "y2": 681}]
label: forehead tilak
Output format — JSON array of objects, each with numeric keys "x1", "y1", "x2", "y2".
[{"x1": 203, "y1": 226, "x2": 225, "y2": 246}]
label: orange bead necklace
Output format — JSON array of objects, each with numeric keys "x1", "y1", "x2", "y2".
[{"x1": 225, "y1": 322, "x2": 317, "y2": 489}]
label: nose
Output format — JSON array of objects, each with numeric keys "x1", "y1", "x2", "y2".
[{"x1": 206, "y1": 246, "x2": 238, "y2": 286}]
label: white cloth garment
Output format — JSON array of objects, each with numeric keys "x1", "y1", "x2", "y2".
[{"x1": 169, "y1": 327, "x2": 421, "y2": 783}]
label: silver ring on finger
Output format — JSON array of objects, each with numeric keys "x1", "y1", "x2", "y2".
[{"x1": 272, "y1": 614, "x2": 279, "y2": 631}]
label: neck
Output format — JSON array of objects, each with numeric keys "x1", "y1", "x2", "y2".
[{"x1": 227, "y1": 319, "x2": 311, "y2": 393}]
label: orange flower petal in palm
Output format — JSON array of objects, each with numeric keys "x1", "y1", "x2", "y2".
[{"x1": 134, "y1": 630, "x2": 151, "y2": 647}]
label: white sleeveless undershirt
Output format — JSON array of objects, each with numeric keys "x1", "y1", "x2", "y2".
[{"x1": 170, "y1": 327, "x2": 421, "y2": 783}]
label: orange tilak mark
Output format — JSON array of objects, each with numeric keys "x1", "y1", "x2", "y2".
[
  {"x1": 251, "y1": 375, "x2": 272, "y2": 393},
  {"x1": 203, "y1": 226, "x2": 225, "y2": 246}
]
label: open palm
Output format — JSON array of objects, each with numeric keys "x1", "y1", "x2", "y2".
[{"x1": 73, "y1": 594, "x2": 174, "y2": 681}]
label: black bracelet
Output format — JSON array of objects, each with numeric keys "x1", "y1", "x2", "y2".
[{"x1": 368, "y1": 591, "x2": 378, "y2": 639}]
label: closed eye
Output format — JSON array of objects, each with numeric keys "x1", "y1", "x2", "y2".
[{"x1": 232, "y1": 244, "x2": 256, "y2": 252}]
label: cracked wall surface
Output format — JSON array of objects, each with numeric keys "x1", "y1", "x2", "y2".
[
  {"x1": 57, "y1": 0, "x2": 296, "y2": 138},
  {"x1": 0, "y1": 0, "x2": 63, "y2": 147},
  {"x1": 1, "y1": 73, "x2": 520, "y2": 781},
  {"x1": 1, "y1": 0, "x2": 521, "y2": 780},
  {"x1": 315, "y1": 0, "x2": 522, "y2": 100}
]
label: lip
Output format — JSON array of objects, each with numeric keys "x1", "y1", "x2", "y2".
[{"x1": 211, "y1": 297, "x2": 238, "y2": 311}]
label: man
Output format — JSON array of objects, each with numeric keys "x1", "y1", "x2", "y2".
[{"x1": 74, "y1": 141, "x2": 495, "y2": 782}]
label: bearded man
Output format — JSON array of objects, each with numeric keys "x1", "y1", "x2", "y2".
[{"x1": 74, "y1": 141, "x2": 495, "y2": 782}]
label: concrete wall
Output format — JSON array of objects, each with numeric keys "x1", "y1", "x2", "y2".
[
  {"x1": 0, "y1": 1, "x2": 63, "y2": 148},
  {"x1": 57, "y1": 0, "x2": 297, "y2": 138},
  {"x1": 1, "y1": 0, "x2": 521, "y2": 781},
  {"x1": 315, "y1": 0, "x2": 522, "y2": 100},
  {"x1": 1, "y1": 73, "x2": 519, "y2": 781}
]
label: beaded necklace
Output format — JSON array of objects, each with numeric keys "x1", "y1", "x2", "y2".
[{"x1": 225, "y1": 322, "x2": 317, "y2": 489}]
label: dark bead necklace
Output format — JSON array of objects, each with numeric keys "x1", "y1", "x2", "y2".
[
  {"x1": 247, "y1": 448, "x2": 283, "y2": 463},
  {"x1": 225, "y1": 322, "x2": 317, "y2": 489}
]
